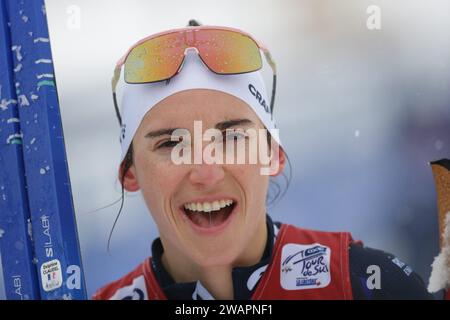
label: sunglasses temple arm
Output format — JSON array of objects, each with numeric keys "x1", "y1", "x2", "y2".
[
  {"x1": 263, "y1": 50, "x2": 277, "y2": 116},
  {"x1": 270, "y1": 74, "x2": 277, "y2": 116},
  {"x1": 111, "y1": 66, "x2": 122, "y2": 126}
]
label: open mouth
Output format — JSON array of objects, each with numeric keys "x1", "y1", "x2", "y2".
[{"x1": 181, "y1": 199, "x2": 236, "y2": 229}]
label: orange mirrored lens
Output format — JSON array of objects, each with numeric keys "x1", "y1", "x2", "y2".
[
  {"x1": 195, "y1": 29, "x2": 262, "y2": 74},
  {"x1": 124, "y1": 28, "x2": 263, "y2": 83},
  {"x1": 124, "y1": 32, "x2": 186, "y2": 83}
]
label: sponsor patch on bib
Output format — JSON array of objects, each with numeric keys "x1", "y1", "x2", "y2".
[{"x1": 280, "y1": 243, "x2": 331, "y2": 290}]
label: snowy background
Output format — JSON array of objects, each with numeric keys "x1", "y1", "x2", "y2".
[{"x1": 1, "y1": 0, "x2": 450, "y2": 299}]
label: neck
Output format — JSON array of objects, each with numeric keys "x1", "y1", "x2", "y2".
[{"x1": 160, "y1": 214, "x2": 268, "y2": 300}]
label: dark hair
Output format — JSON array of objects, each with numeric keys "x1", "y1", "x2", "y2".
[{"x1": 107, "y1": 142, "x2": 134, "y2": 252}]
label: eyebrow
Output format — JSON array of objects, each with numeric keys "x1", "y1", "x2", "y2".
[
  {"x1": 145, "y1": 118, "x2": 254, "y2": 139},
  {"x1": 215, "y1": 118, "x2": 254, "y2": 131}
]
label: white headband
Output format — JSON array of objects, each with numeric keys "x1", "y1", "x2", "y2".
[{"x1": 119, "y1": 51, "x2": 281, "y2": 163}]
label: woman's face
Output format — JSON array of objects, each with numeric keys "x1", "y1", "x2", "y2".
[{"x1": 123, "y1": 89, "x2": 284, "y2": 267}]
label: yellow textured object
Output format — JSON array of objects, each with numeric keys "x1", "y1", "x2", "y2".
[{"x1": 431, "y1": 159, "x2": 450, "y2": 247}]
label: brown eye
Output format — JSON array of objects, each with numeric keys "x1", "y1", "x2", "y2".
[
  {"x1": 224, "y1": 131, "x2": 247, "y2": 142},
  {"x1": 157, "y1": 140, "x2": 180, "y2": 149}
]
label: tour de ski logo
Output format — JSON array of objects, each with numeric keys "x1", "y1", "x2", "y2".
[{"x1": 280, "y1": 243, "x2": 331, "y2": 290}]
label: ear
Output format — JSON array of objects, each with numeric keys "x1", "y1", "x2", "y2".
[
  {"x1": 119, "y1": 162, "x2": 140, "y2": 192},
  {"x1": 269, "y1": 146, "x2": 286, "y2": 177}
]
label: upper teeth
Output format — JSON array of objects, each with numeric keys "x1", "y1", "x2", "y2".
[{"x1": 184, "y1": 199, "x2": 234, "y2": 213}]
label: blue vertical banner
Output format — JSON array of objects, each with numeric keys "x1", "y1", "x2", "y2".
[
  {"x1": 0, "y1": 0, "x2": 40, "y2": 300},
  {"x1": 0, "y1": 0, "x2": 87, "y2": 299}
]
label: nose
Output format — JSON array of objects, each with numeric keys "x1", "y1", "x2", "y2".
[{"x1": 189, "y1": 163, "x2": 225, "y2": 188}]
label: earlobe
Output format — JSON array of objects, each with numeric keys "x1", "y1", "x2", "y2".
[
  {"x1": 120, "y1": 164, "x2": 140, "y2": 192},
  {"x1": 270, "y1": 147, "x2": 286, "y2": 177}
]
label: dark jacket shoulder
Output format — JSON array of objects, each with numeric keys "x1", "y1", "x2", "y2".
[{"x1": 348, "y1": 243, "x2": 434, "y2": 299}]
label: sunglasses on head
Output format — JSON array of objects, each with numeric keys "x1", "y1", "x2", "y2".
[{"x1": 111, "y1": 21, "x2": 277, "y2": 126}]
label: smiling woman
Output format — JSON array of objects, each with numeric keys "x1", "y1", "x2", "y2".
[{"x1": 92, "y1": 20, "x2": 433, "y2": 300}]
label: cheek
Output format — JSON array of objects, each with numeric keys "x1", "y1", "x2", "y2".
[
  {"x1": 249, "y1": 172, "x2": 270, "y2": 209},
  {"x1": 135, "y1": 153, "x2": 184, "y2": 211},
  {"x1": 229, "y1": 164, "x2": 270, "y2": 205}
]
